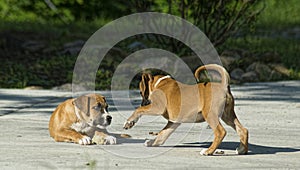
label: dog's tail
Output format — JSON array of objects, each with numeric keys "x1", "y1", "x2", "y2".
[{"x1": 194, "y1": 64, "x2": 230, "y2": 88}]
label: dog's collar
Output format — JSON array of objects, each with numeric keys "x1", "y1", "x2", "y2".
[{"x1": 154, "y1": 75, "x2": 171, "y2": 88}]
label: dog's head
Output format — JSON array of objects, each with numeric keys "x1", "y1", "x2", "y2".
[
  {"x1": 139, "y1": 73, "x2": 153, "y2": 106},
  {"x1": 73, "y1": 94, "x2": 112, "y2": 129}
]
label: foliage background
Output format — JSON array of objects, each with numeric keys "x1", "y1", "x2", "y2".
[{"x1": 0, "y1": 0, "x2": 299, "y2": 89}]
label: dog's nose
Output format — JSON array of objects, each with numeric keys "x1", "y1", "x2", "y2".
[{"x1": 106, "y1": 115, "x2": 112, "y2": 123}]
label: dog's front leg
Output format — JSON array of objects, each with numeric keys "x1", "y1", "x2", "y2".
[
  {"x1": 145, "y1": 121, "x2": 181, "y2": 147},
  {"x1": 124, "y1": 102, "x2": 165, "y2": 129},
  {"x1": 123, "y1": 104, "x2": 153, "y2": 129},
  {"x1": 53, "y1": 128, "x2": 92, "y2": 145},
  {"x1": 92, "y1": 131, "x2": 117, "y2": 145},
  {"x1": 124, "y1": 89, "x2": 167, "y2": 129}
]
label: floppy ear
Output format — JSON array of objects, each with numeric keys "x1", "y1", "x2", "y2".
[
  {"x1": 141, "y1": 73, "x2": 150, "y2": 90},
  {"x1": 141, "y1": 73, "x2": 153, "y2": 85},
  {"x1": 145, "y1": 73, "x2": 153, "y2": 82},
  {"x1": 102, "y1": 96, "x2": 106, "y2": 103},
  {"x1": 141, "y1": 73, "x2": 153, "y2": 97},
  {"x1": 73, "y1": 95, "x2": 95, "y2": 116}
]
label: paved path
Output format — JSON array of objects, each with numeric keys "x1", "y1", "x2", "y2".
[{"x1": 0, "y1": 81, "x2": 300, "y2": 169}]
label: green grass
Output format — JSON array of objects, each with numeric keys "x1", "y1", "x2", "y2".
[
  {"x1": 255, "y1": 0, "x2": 300, "y2": 30},
  {"x1": 0, "y1": 19, "x2": 110, "y2": 89}
]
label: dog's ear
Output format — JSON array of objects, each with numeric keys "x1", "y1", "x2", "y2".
[
  {"x1": 73, "y1": 95, "x2": 96, "y2": 116},
  {"x1": 141, "y1": 73, "x2": 153, "y2": 84},
  {"x1": 102, "y1": 96, "x2": 106, "y2": 103},
  {"x1": 139, "y1": 73, "x2": 152, "y2": 106},
  {"x1": 141, "y1": 73, "x2": 153, "y2": 91}
]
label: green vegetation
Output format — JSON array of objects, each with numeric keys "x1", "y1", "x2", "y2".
[
  {"x1": 255, "y1": 0, "x2": 300, "y2": 30},
  {"x1": 220, "y1": 0, "x2": 300, "y2": 76},
  {"x1": 222, "y1": 37, "x2": 300, "y2": 70},
  {"x1": 0, "y1": 0, "x2": 299, "y2": 89}
]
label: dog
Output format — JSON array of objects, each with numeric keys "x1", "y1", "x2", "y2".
[
  {"x1": 123, "y1": 64, "x2": 248, "y2": 156},
  {"x1": 49, "y1": 93, "x2": 116, "y2": 145}
]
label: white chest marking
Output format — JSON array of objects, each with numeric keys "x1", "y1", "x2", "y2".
[{"x1": 71, "y1": 122, "x2": 92, "y2": 133}]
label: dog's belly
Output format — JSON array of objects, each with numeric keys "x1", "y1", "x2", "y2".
[
  {"x1": 195, "y1": 112, "x2": 205, "y2": 123},
  {"x1": 167, "y1": 84, "x2": 204, "y2": 123},
  {"x1": 179, "y1": 112, "x2": 205, "y2": 123},
  {"x1": 170, "y1": 107, "x2": 205, "y2": 123}
]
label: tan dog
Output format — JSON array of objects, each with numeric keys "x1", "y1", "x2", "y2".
[
  {"x1": 124, "y1": 64, "x2": 248, "y2": 155},
  {"x1": 49, "y1": 93, "x2": 116, "y2": 145}
]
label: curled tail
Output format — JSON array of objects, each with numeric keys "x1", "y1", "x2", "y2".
[{"x1": 194, "y1": 64, "x2": 230, "y2": 88}]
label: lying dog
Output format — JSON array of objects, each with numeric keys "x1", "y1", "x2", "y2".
[
  {"x1": 49, "y1": 93, "x2": 116, "y2": 145},
  {"x1": 124, "y1": 64, "x2": 248, "y2": 155}
]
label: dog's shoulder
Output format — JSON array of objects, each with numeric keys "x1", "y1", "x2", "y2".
[
  {"x1": 60, "y1": 98, "x2": 75, "y2": 109},
  {"x1": 52, "y1": 98, "x2": 76, "y2": 117}
]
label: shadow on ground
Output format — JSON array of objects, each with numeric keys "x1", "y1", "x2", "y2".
[
  {"x1": 172, "y1": 141, "x2": 300, "y2": 155},
  {"x1": 234, "y1": 81, "x2": 300, "y2": 103}
]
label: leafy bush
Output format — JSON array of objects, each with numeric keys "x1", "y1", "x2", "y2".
[{"x1": 0, "y1": 0, "x2": 299, "y2": 89}]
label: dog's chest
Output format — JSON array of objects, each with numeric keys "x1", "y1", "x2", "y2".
[{"x1": 71, "y1": 122, "x2": 93, "y2": 134}]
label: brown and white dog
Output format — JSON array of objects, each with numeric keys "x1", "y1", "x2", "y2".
[
  {"x1": 49, "y1": 93, "x2": 116, "y2": 145},
  {"x1": 123, "y1": 64, "x2": 248, "y2": 155}
]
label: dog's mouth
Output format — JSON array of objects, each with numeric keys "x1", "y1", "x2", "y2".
[{"x1": 96, "y1": 125, "x2": 107, "y2": 129}]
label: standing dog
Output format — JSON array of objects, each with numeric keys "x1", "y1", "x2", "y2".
[
  {"x1": 123, "y1": 64, "x2": 248, "y2": 155},
  {"x1": 49, "y1": 93, "x2": 116, "y2": 145}
]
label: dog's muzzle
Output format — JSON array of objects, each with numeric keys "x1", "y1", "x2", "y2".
[{"x1": 94, "y1": 114, "x2": 112, "y2": 129}]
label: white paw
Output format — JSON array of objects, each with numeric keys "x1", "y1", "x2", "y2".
[
  {"x1": 79, "y1": 136, "x2": 91, "y2": 145},
  {"x1": 200, "y1": 149, "x2": 208, "y2": 156},
  {"x1": 235, "y1": 147, "x2": 247, "y2": 155},
  {"x1": 235, "y1": 148, "x2": 239, "y2": 154},
  {"x1": 144, "y1": 139, "x2": 154, "y2": 147},
  {"x1": 104, "y1": 136, "x2": 117, "y2": 145}
]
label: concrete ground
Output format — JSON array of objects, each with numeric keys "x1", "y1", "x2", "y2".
[{"x1": 0, "y1": 81, "x2": 299, "y2": 170}]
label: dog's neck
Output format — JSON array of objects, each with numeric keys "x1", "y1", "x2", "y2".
[{"x1": 154, "y1": 75, "x2": 171, "y2": 88}]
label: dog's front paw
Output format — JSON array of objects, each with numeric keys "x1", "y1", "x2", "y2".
[
  {"x1": 123, "y1": 121, "x2": 135, "y2": 130},
  {"x1": 78, "y1": 136, "x2": 91, "y2": 145},
  {"x1": 104, "y1": 136, "x2": 117, "y2": 145},
  {"x1": 144, "y1": 139, "x2": 155, "y2": 147}
]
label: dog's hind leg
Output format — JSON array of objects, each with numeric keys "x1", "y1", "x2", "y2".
[
  {"x1": 221, "y1": 109, "x2": 248, "y2": 155},
  {"x1": 221, "y1": 92, "x2": 248, "y2": 154},
  {"x1": 200, "y1": 120, "x2": 227, "y2": 156},
  {"x1": 145, "y1": 121, "x2": 181, "y2": 147},
  {"x1": 199, "y1": 98, "x2": 227, "y2": 155}
]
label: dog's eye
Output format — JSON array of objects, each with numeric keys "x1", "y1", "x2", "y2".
[
  {"x1": 93, "y1": 104, "x2": 102, "y2": 110},
  {"x1": 92, "y1": 106, "x2": 100, "y2": 110}
]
